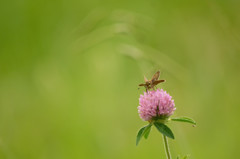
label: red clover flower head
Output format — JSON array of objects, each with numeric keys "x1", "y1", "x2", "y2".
[{"x1": 138, "y1": 89, "x2": 176, "y2": 121}]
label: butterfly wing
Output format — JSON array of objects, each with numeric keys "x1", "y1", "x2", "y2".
[
  {"x1": 139, "y1": 83, "x2": 146, "y2": 86},
  {"x1": 152, "y1": 80, "x2": 165, "y2": 86},
  {"x1": 144, "y1": 76, "x2": 148, "y2": 82},
  {"x1": 151, "y1": 71, "x2": 160, "y2": 81}
]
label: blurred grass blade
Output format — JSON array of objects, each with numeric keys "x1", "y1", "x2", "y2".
[
  {"x1": 171, "y1": 117, "x2": 196, "y2": 125},
  {"x1": 154, "y1": 122, "x2": 174, "y2": 139}
]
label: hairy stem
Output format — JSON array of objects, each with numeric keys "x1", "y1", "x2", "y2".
[{"x1": 163, "y1": 135, "x2": 171, "y2": 159}]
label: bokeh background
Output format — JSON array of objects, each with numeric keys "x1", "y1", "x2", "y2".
[{"x1": 0, "y1": 0, "x2": 240, "y2": 159}]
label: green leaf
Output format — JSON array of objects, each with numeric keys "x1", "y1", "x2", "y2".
[
  {"x1": 171, "y1": 117, "x2": 196, "y2": 125},
  {"x1": 154, "y1": 122, "x2": 174, "y2": 139},
  {"x1": 136, "y1": 124, "x2": 152, "y2": 146},
  {"x1": 143, "y1": 125, "x2": 152, "y2": 139},
  {"x1": 136, "y1": 127, "x2": 145, "y2": 146}
]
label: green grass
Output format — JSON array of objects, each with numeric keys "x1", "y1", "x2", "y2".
[{"x1": 0, "y1": 0, "x2": 240, "y2": 159}]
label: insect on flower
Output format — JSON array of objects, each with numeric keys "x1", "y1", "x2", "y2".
[{"x1": 138, "y1": 71, "x2": 165, "y2": 92}]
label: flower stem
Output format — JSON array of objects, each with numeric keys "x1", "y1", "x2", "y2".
[{"x1": 163, "y1": 135, "x2": 171, "y2": 159}]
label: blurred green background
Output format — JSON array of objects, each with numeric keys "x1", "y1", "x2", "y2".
[{"x1": 0, "y1": 0, "x2": 240, "y2": 159}]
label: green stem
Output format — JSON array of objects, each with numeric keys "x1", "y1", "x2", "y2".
[{"x1": 163, "y1": 135, "x2": 171, "y2": 159}]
